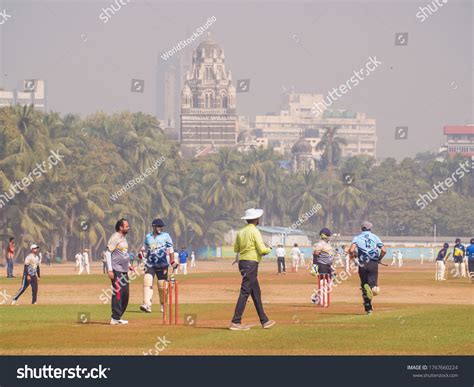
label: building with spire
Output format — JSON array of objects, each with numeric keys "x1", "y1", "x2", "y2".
[{"x1": 180, "y1": 34, "x2": 237, "y2": 155}]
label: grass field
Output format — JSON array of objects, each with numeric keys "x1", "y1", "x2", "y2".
[{"x1": 0, "y1": 261, "x2": 472, "y2": 355}]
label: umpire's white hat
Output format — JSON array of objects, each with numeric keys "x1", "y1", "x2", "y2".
[
  {"x1": 241, "y1": 208, "x2": 264, "y2": 220},
  {"x1": 30, "y1": 244, "x2": 39, "y2": 250}
]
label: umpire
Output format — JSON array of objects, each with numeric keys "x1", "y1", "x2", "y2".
[
  {"x1": 349, "y1": 221, "x2": 386, "y2": 315},
  {"x1": 230, "y1": 208, "x2": 275, "y2": 331}
]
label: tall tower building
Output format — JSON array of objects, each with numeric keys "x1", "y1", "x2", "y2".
[{"x1": 180, "y1": 34, "x2": 237, "y2": 152}]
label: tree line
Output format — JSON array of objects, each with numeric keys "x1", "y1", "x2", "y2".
[{"x1": 0, "y1": 106, "x2": 472, "y2": 260}]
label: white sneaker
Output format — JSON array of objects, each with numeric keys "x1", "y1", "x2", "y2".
[
  {"x1": 140, "y1": 304, "x2": 152, "y2": 313},
  {"x1": 118, "y1": 319, "x2": 128, "y2": 324},
  {"x1": 110, "y1": 318, "x2": 120, "y2": 325},
  {"x1": 160, "y1": 304, "x2": 164, "y2": 313},
  {"x1": 11, "y1": 300, "x2": 17, "y2": 305},
  {"x1": 372, "y1": 286, "x2": 380, "y2": 296}
]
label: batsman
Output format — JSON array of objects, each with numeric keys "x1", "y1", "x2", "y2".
[
  {"x1": 349, "y1": 221, "x2": 386, "y2": 315},
  {"x1": 140, "y1": 218, "x2": 178, "y2": 313}
]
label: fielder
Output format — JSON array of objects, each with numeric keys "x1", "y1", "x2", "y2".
[
  {"x1": 349, "y1": 221, "x2": 386, "y2": 315},
  {"x1": 11, "y1": 244, "x2": 41, "y2": 305},
  {"x1": 178, "y1": 247, "x2": 188, "y2": 275},
  {"x1": 190, "y1": 251, "x2": 196, "y2": 268},
  {"x1": 291, "y1": 243, "x2": 302, "y2": 272},
  {"x1": 435, "y1": 243, "x2": 450, "y2": 281},
  {"x1": 452, "y1": 239, "x2": 465, "y2": 278},
  {"x1": 83, "y1": 249, "x2": 91, "y2": 274},
  {"x1": 140, "y1": 219, "x2": 178, "y2": 313},
  {"x1": 75, "y1": 251, "x2": 84, "y2": 274},
  {"x1": 311, "y1": 228, "x2": 334, "y2": 306}
]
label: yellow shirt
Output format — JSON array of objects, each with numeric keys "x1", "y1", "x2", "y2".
[{"x1": 234, "y1": 224, "x2": 271, "y2": 263}]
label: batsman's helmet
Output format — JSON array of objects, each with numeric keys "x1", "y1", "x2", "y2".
[
  {"x1": 152, "y1": 219, "x2": 165, "y2": 227},
  {"x1": 443, "y1": 243, "x2": 449, "y2": 248},
  {"x1": 319, "y1": 228, "x2": 332, "y2": 239},
  {"x1": 455, "y1": 238, "x2": 461, "y2": 244},
  {"x1": 470, "y1": 238, "x2": 474, "y2": 244}
]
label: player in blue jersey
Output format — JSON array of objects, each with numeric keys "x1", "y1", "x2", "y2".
[
  {"x1": 139, "y1": 219, "x2": 178, "y2": 313},
  {"x1": 349, "y1": 221, "x2": 386, "y2": 315},
  {"x1": 466, "y1": 238, "x2": 474, "y2": 282}
]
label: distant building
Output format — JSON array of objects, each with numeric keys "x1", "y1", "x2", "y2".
[
  {"x1": 0, "y1": 80, "x2": 47, "y2": 111},
  {"x1": 291, "y1": 137, "x2": 316, "y2": 172},
  {"x1": 255, "y1": 92, "x2": 377, "y2": 158},
  {"x1": 180, "y1": 34, "x2": 237, "y2": 153},
  {"x1": 443, "y1": 125, "x2": 474, "y2": 157}
]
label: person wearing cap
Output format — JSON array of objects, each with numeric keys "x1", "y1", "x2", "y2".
[
  {"x1": 140, "y1": 218, "x2": 178, "y2": 314},
  {"x1": 275, "y1": 244, "x2": 286, "y2": 275},
  {"x1": 105, "y1": 218, "x2": 133, "y2": 325},
  {"x1": 466, "y1": 238, "x2": 474, "y2": 282},
  {"x1": 11, "y1": 244, "x2": 41, "y2": 305},
  {"x1": 310, "y1": 228, "x2": 334, "y2": 304},
  {"x1": 312, "y1": 228, "x2": 335, "y2": 274},
  {"x1": 230, "y1": 208, "x2": 275, "y2": 330},
  {"x1": 349, "y1": 221, "x2": 386, "y2": 315},
  {"x1": 435, "y1": 243, "x2": 450, "y2": 281},
  {"x1": 452, "y1": 238, "x2": 465, "y2": 279}
]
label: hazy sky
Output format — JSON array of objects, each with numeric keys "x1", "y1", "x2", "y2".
[{"x1": 0, "y1": 0, "x2": 472, "y2": 159}]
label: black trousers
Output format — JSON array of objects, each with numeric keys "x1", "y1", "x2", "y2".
[
  {"x1": 277, "y1": 257, "x2": 286, "y2": 273},
  {"x1": 13, "y1": 273, "x2": 38, "y2": 303},
  {"x1": 232, "y1": 260, "x2": 269, "y2": 325},
  {"x1": 358, "y1": 261, "x2": 378, "y2": 311},
  {"x1": 111, "y1": 271, "x2": 129, "y2": 320}
]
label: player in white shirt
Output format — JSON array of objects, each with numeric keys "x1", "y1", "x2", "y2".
[
  {"x1": 291, "y1": 243, "x2": 301, "y2": 272},
  {"x1": 83, "y1": 249, "x2": 91, "y2": 274},
  {"x1": 190, "y1": 251, "x2": 196, "y2": 268},
  {"x1": 75, "y1": 252, "x2": 84, "y2": 274},
  {"x1": 275, "y1": 244, "x2": 286, "y2": 275},
  {"x1": 397, "y1": 250, "x2": 404, "y2": 267}
]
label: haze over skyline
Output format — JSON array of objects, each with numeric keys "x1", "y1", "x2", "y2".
[{"x1": 0, "y1": 0, "x2": 472, "y2": 159}]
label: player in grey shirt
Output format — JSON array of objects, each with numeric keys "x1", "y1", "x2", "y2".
[{"x1": 105, "y1": 218, "x2": 132, "y2": 325}]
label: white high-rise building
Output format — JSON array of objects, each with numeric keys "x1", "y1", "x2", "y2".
[
  {"x1": 0, "y1": 80, "x2": 47, "y2": 111},
  {"x1": 255, "y1": 92, "x2": 377, "y2": 158}
]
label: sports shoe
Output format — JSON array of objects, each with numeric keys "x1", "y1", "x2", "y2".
[
  {"x1": 118, "y1": 319, "x2": 128, "y2": 324},
  {"x1": 366, "y1": 310, "x2": 373, "y2": 315},
  {"x1": 11, "y1": 300, "x2": 17, "y2": 305},
  {"x1": 110, "y1": 318, "x2": 121, "y2": 325},
  {"x1": 372, "y1": 286, "x2": 380, "y2": 296},
  {"x1": 229, "y1": 323, "x2": 250, "y2": 331},
  {"x1": 140, "y1": 304, "x2": 152, "y2": 313},
  {"x1": 363, "y1": 284, "x2": 373, "y2": 300},
  {"x1": 160, "y1": 304, "x2": 164, "y2": 313},
  {"x1": 262, "y1": 320, "x2": 276, "y2": 329}
]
